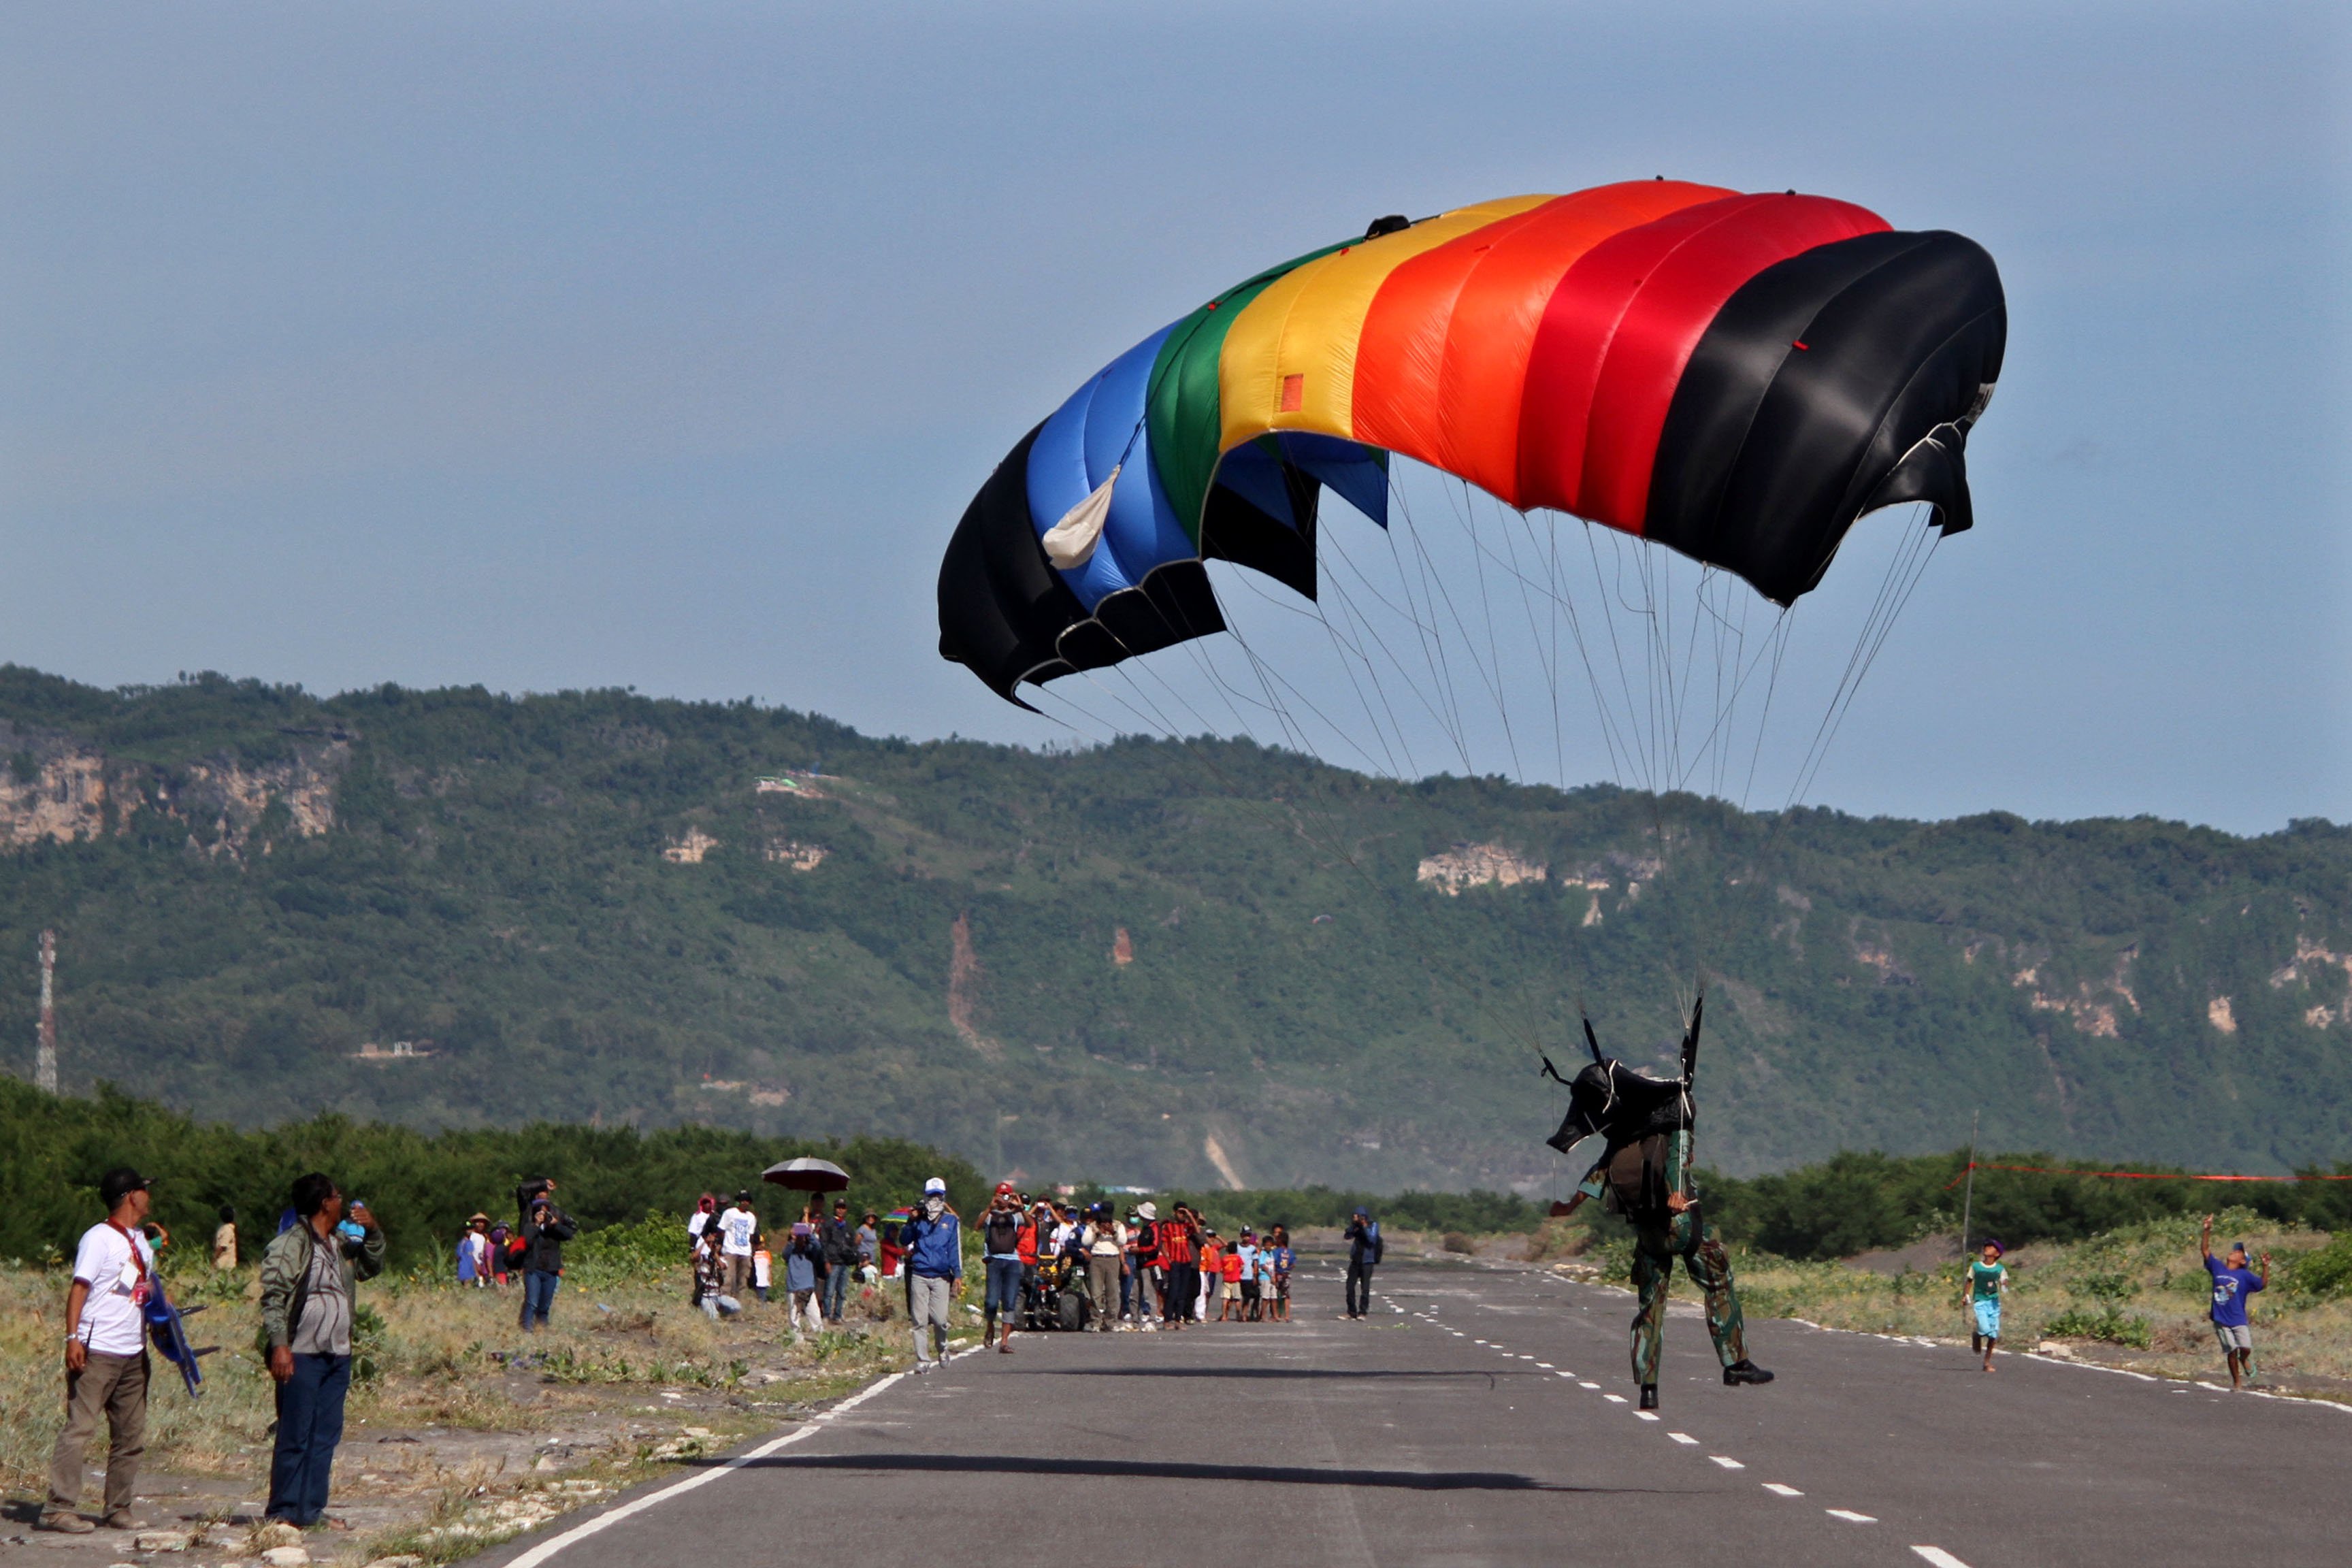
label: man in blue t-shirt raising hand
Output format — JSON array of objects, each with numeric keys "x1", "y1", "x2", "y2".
[{"x1": 2200, "y1": 1215, "x2": 2268, "y2": 1391}]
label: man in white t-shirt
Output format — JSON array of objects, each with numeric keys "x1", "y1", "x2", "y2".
[
  {"x1": 42, "y1": 1168, "x2": 157, "y2": 1533},
  {"x1": 718, "y1": 1191, "x2": 760, "y2": 1303}
]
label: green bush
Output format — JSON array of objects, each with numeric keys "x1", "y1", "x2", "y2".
[
  {"x1": 2043, "y1": 1305, "x2": 2153, "y2": 1349},
  {"x1": 2285, "y1": 1233, "x2": 2352, "y2": 1301}
]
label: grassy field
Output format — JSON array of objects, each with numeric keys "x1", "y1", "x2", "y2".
[{"x1": 2, "y1": 1235, "x2": 932, "y2": 1566}]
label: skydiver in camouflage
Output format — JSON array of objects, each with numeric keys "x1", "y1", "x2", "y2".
[{"x1": 1547, "y1": 997, "x2": 1774, "y2": 1411}]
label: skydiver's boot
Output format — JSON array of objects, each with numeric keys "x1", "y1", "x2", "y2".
[
  {"x1": 1637, "y1": 1386, "x2": 1659, "y2": 1411},
  {"x1": 1724, "y1": 1360, "x2": 1774, "y2": 1386}
]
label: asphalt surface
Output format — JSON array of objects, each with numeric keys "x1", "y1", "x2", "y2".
[{"x1": 482, "y1": 1260, "x2": 2351, "y2": 1568}]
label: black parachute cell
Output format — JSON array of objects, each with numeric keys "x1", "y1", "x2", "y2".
[{"x1": 1643, "y1": 230, "x2": 2008, "y2": 606}]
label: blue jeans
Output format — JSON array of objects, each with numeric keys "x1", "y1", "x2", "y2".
[
  {"x1": 984, "y1": 1256, "x2": 1024, "y2": 1318},
  {"x1": 267, "y1": 1352, "x2": 351, "y2": 1525},
  {"x1": 822, "y1": 1260, "x2": 851, "y2": 1320},
  {"x1": 521, "y1": 1269, "x2": 560, "y2": 1330}
]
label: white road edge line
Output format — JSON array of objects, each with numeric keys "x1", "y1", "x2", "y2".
[
  {"x1": 1910, "y1": 1548, "x2": 1972, "y2": 1568},
  {"x1": 502, "y1": 1350, "x2": 969, "y2": 1568}
]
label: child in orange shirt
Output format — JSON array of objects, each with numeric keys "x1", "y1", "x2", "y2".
[{"x1": 1218, "y1": 1245, "x2": 1246, "y2": 1320}]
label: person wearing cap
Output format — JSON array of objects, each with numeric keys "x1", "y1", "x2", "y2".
[
  {"x1": 687, "y1": 1193, "x2": 718, "y2": 1258},
  {"x1": 719, "y1": 1190, "x2": 760, "y2": 1305},
  {"x1": 900, "y1": 1177, "x2": 964, "y2": 1370},
  {"x1": 1965, "y1": 1239, "x2": 2009, "y2": 1371},
  {"x1": 980, "y1": 1183, "x2": 1029, "y2": 1352},
  {"x1": 42, "y1": 1167, "x2": 159, "y2": 1533},
  {"x1": 2200, "y1": 1215, "x2": 2269, "y2": 1390},
  {"x1": 259, "y1": 1172, "x2": 385, "y2": 1529}
]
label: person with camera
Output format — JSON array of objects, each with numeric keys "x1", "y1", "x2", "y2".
[
  {"x1": 259, "y1": 1173, "x2": 385, "y2": 1529},
  {"x1": 900, "y1": 1177, "x2": 964, "y2": 1371},
  {"x1": 514, "y1": 1178, "x2": 576, "y2": 1332},
  {"x1": 979, "y1": 1183, "x2": 1029, "y2": 1353}
]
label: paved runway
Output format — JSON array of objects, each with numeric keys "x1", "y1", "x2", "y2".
[{"x1": 480, "y1": 1260, "x2": 2349, "y2": 1568}]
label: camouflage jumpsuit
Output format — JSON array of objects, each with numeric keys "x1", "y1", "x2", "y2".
[{"x1": 1574, "y1": 1126, "x2": 1748, "y2": 1386}]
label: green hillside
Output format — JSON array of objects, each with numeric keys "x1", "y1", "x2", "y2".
[{"x1": 0, "y1": 665, "x2": 2345, "y2": 1190}]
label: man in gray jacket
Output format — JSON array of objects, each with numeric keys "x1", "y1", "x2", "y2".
[{"x1": 259, "y1": 1173, "x2": 385, "y2": 1528}]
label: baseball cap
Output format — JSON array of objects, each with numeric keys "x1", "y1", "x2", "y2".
[
  {"x1": 995, "y1": 1181, "x2": 1017, "y2": 1196},
  {"x1": 99, "y1": 1168, "x2": 153, "y2": 1208},
  {"x1": 1352, "y1": 1205, "x2": 1369, "y2": 1217},
  {"x1": 923, "y1": 1177, "x2": 947, "y2": 1195}
]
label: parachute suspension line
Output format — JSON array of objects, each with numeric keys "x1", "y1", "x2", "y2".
[
  {"x1": 1780, "y1": 504, "x2": 1938, "y2": 813},
  {"x1": 1315, "y1": 547, "x2": 1457, "y2": 781},
  {"x1": 1666, "y1": 583, "x2": 1803, "y2": 799},
  {"x1": 1310, "y1": 562, "x2": 1422, "y2": 780},
  {"x1": 1519, "y1": 507, "x2": 1635, "y2": 789},
  {"x1": 1532, "y1": 506, "x2": 1570, "y2": 790},
  {"x1": 1215, "y1": 567, "x2": 1407, "y2": 781},
  {"x1": 1481, "y1": 485, "x2": 1565, "y2": 789},
  {"x1": 1737, "y1": 608, "x2": 1797, "y2": 815},
  {"x1": 1380, "y1": 483, "x2": 1480, "y2": 776},
  {"x1": 1785, "y1": 505, "x2": 1941, "y2": 811},
  {"x1": 1583, "y1": 521, "x2": 1660, "y2": 800},
  {"x1": 1399, "y1": 483, "x2": 1518, "y2": 770},
  {"x1": 1318, "y1": 514, "x2": 1486, "y2": 777},
  {"x1": 1449, "y1": 478, "x2": 1527, "y2": 783}
]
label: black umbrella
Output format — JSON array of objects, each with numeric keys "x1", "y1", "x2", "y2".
[{"x1": 761, "y1": 1156, "x2": 851, "y2": 1193}]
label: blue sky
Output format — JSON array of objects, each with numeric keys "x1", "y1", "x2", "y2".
[{"x1": 1, "y1": 2, "x2": 2343, "y2": 832}]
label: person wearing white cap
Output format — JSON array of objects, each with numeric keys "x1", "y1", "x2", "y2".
[{"x1": 899, "y1": 1177, "x2": 964, "y2": 1370}]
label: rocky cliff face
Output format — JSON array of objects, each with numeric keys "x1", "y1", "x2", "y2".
[{"x1": 0, "y1": 721, "x2": 347, "y2": 858}]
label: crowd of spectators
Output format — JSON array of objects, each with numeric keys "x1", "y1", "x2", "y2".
[
  {"x1": 685, "y1": 1188, "x2": 882, "y2": 1341},
  {"x1": 966, "y1": 1186, "x2": 1303, "y2": 1350}
]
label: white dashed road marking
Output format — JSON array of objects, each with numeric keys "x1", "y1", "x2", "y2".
[
  {"x1": 1825, "y1": 1509, "x2": 1878, "y2": 1523},
  {"x1": 1909, "y1": 1549, "x2": 1972, "y2": 1568},
  {"x1": 1762, "y1": 1483, "x2": 1803, "y2": 1497},
  {"x1": 1708, "y1": 1456, "x2": 1744, "y2": 1469},
  {"x1": 1667, "y1": 1432, "x2": 1698, "y2": 1445}
]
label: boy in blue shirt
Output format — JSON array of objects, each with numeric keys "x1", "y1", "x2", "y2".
[
  {"x1": 2200, "y1": 1214, "x2": 2268, "y2": 1390},
  {"x1": 1965, "y1": 1240, "x2": 2008, "y2": 1372}
]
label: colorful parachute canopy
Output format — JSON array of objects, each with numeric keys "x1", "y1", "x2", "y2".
[{"x1": 939, "y1": 180, "x2": 2005, "y2": 706}]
